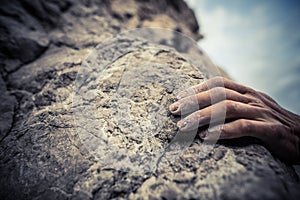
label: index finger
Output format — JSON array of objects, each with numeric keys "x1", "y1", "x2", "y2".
[{"x1": 177, "y1": 76, "x2": 254, "y2": 99}]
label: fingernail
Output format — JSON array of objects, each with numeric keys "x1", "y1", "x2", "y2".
[
  {"x1": 199, "y1": 131, "x2": 207, "y2": 139},
  {"x1": 169, "y1": 102, "x2": 180, "y2": 112},
  {"x1": 177, "y1": 120, "x2": 188, "y2": 130}
]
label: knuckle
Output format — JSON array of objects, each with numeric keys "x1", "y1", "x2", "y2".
[
  {"x1": 189, "y1": 110, "x2": 201, "y2": 121},
  {"x1": 245, "y1": 87, "x2": 256, "y2": 95},
  {"x1": 193, "y1": 82, "x2": 206, "y2": 93},
  {"x1": 220, "y1": 126, "x2": 229, "y2": 138},
  {"x1": 221, "y1": 77, "x2": 229, "y2": 84},
  {"x1": 211, "y1": 76, "x2": 221, "y2": 82},
  {"x1": 211, "y1": 76, "x2": 224, "y2": 87},
  {"x1": 214, "y1": 87, "x2": 225, "y2": 94},
  {"x1": 226, "y1": 100, "x2": 237, "y2": 113},
  {"x1": 261, "y1": 107, "x2": 273, "y2": 117},
  {"x1": 196, "y1": 110, "x2": 203, "y2": 119},
  {"x1": 211, "y1": 87, "x2": 226, "y2": 99},
  {"x1": 246, "y1": 94, "x2": 265, "y2": 107},
  {"x1": 240, "y1": 94, "x2": 253, "y2": 104},
  {"x1": 246, "y1": 94, "x2": 260, "y2": 104},
  {"x1": 240, "y1": 119, "x2": 252, "y2": 132},
  {"x1": 249, "y1": 101, "x2": 265, "y2": 109}
]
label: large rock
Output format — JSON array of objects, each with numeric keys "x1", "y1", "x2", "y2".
[{"x1": 0, "y1": 0, "x2": 299, "y2": 199}]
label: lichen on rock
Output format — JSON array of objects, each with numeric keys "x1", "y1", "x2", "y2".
[{"x1": 73, "y1": 32, "x2": 207, "y2": 174}]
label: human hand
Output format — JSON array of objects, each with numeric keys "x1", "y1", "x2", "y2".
[{"x1": 169, "y1": 77, "x2": 300, "y2": 164}]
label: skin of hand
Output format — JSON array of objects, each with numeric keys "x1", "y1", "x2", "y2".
[{"x1": 169, "y1": 76, "x2": 300, "y2": 164}]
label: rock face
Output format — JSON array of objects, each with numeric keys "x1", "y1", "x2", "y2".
[{"x1": 0, "y1": 0, "x2": 299, "y2": 200}]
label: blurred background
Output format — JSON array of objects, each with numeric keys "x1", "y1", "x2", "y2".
[{"x1": 186, "y1": 0, "x2": 300, "y2": 114}]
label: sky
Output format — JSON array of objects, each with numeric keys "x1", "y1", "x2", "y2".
[{"x1": 185, "y1": 0, "x2": 300, "y2": 114}]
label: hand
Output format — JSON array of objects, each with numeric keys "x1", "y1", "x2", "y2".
[{"x1": 169, "y1": 76, "x2": 300, "y2": 164}]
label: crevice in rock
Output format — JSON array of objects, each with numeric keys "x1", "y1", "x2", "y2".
[{"x1": 4, "y1": 43, "x2": 51, "y2": 79}]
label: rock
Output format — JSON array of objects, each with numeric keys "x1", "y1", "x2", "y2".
[
  {"x1": 0, "y1": 76, "x2": 16, "y2": 141},
  {"x1": 0, "y1": 0, "x2": 299, "y2": 200}
]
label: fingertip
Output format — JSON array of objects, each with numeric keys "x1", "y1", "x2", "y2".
[
  {"x1": 169, "y1": 102, "x2": 180, "y2": 113},
  {"x1": 177, "y1": 120, "x2": 188, "y2": 131},
  {"x1": 177, "y1": 118, "x2": 198, "y2": 132},
  {"x1": 199, "y1": 131, "x2": 207, "y2": 139}
]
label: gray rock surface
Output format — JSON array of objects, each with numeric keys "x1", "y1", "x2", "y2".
[{"x1": 0, "y1": 0, "x2": 300, "y2": 199}]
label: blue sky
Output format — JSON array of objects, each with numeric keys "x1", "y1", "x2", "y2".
[{"x1": 185, "y1": 0, "x2": 300, "y2": 114}]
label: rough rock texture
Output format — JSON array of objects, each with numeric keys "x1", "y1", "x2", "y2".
[{"x1": 0, "y1": 0, "x2": 300, "y2": 200}]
